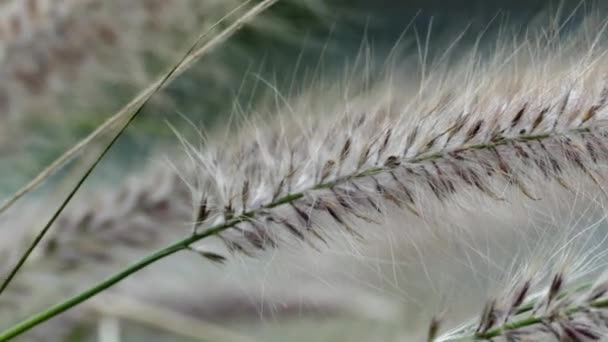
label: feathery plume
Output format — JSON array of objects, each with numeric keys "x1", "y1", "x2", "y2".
[
  {"x1": 8, "y1": 9, "x2": 608, "y2": 341},
  {"x1": 175, "y1": 18, "x2": 608, "y2": 257},
  {"x1": 438, "y1": 260, "x2": 608, "y2": 340}
]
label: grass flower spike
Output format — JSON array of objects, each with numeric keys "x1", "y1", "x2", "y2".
[
  {"x1": 180, "y1": 26, "x2": 608, "y2": 257},
  {"x1": 7, "y1": 9, "x2": 608, "y2": 341}
]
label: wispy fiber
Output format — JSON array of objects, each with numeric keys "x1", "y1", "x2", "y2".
[
  {"x1": 7, "y1": 8, "x2": 608, "y2": 341},
  {"x1": 177, "y1": 20, "x2": 608, "y2": 257},
  {"x1": 438, "y1": 261, "x2": 608, "y2": 340}
]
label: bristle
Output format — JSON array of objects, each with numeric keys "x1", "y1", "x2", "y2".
[
  {"x1": 168, "y1": 19, "x2": 608, "y2": 256},
  {"x1": 7, "y1": 7, "x2": 608, "y2": 341},
  {"x1": 439, "y1": 269, "x2": 608, "y2": 341}
]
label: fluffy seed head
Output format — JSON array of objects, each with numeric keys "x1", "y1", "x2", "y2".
[{"x1": 178, "y1": 16, "x2": 608, "y2": 258}]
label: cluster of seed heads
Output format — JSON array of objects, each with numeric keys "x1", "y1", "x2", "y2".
[
  {"x1": 15, "y1": 16, "x2": 608, "y2": 299},
  {"x1": 5, "y1": 10, "x2": 608, "y2": 340}
]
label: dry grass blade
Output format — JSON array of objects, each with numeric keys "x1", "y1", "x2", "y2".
[
  {"x1": 0, "y1": 0, "x2": 279, "y2": 297},
  {"x1": 0, "y1": 0, "x2": 274, "y2": 215}
]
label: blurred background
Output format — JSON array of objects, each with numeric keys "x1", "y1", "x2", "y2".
[
  {"x1": 0, "y1": 0, "x2": 605, "y2": 341},
  {"x1": 0, "y1": 0, "x2": 590, "y2": 195}
]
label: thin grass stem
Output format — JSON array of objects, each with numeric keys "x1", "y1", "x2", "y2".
[
  {"x1": 0, "y1": 0, "x2": 279, "y2": 299},
  {"x1": 0, "y1": 0, "x2": 274, "y2": 215},
  {"x1": 0, "y1": 123, "x2": 598, "y2": 339}
]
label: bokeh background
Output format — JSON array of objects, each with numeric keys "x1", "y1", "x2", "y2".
[
  {"x1": 0, "y1": 1, "x2": 604, "y2": 341},
  {"x1": 0, "y1": 0, "x2": 585, "y2": 196}
]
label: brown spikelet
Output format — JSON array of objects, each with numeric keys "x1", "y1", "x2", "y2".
[
  {"x1": 340, "y1": 137, "x2": 352, "y2": 163},
  {"x1": 195, "y1": 198, "x2": 209, "y2": 227},
  {"x1": 428, "y1": 316, "x2": 442, "y2": 342},
  {"x1": 197, "y1": 251, "x2": 227, "y2": 264},
  {"x1": 357, "y1": 143, "x2": 373, "y2": 169},
  {"x1": 320, "y1": 160, "x2": 336, "y2": 183},
  {"x1": 464, "y1": 119, "x2": 484, "y2": 144},
  {"x1": 350, "y1": 181, "x2": 383, "y2": 214},
  {"x1": 443, "y1": 114, "x2": 468, "y2": 147},
  {"x1": 321, "y1": 202, "x2": 362, "y2": 240},
  {"x1": 269, "y1": 215, "x2": 306, "y2": 242},
  {"x1": 384, "y1": 155, "x2": 401, "y2": 168},
  {"x1": 403, "y1": 126, "x2": 419, "y2": 157},
  {"x1": 241, "y1": 180, "x2": 250, "y2": 213},
  {"x1": 272, "y1": 178, "x2": 286, "y2": 201},
  {"x1": 506, "y1": 280, "x2": 531, "y2": 320},
  {"x1": 477, "y1": 299, "x2": 498, "y2": 334},
  {"x1": 582, "y1": 87, "x2": 608, "y2": 125},
  {"x1": 290, "y1": 203, "x2": 327, "y2": 244},
  {"x1": 547, "y1": 273, "x2": 564, "y2": 308},
  {"x1": 510, "y1": 104, "x2": 527, "y2": 129},
  {"x1": 491, "y1": 146, "x2": 538, "y2": 200}
]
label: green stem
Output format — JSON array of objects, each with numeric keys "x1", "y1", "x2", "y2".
[
  {"x1": 0, "y1": 233, "x2": 198, "y2": 341},
  {"x1": 473, "y1": 316, "x2": 543, "y2": 339},
  {"x1": 0, "y1": 0, "x2": 261, "y2": 298},
  {"x1": 0, "y1": 127, "x2": 596, "y2": 340},
  {"x1": 0, "y1": 189, "x2": 308, "y2": 341},
  {"x1": 0, "y1": 166, "x2": 373, "y2": 340}
]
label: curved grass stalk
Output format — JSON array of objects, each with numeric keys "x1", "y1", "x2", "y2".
[
  {"x1": 2, "y1": 121, "x2": 605, "y2": 340},
  {"x1": 0, "y1": 0, "x2": 270, "y2": 215},
  {"x1": 4, "y1": 10, "x2": 608, "y2": 339},
  {"x1": 0, "y1": 0, "x2": 278, "y2": 298}
]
